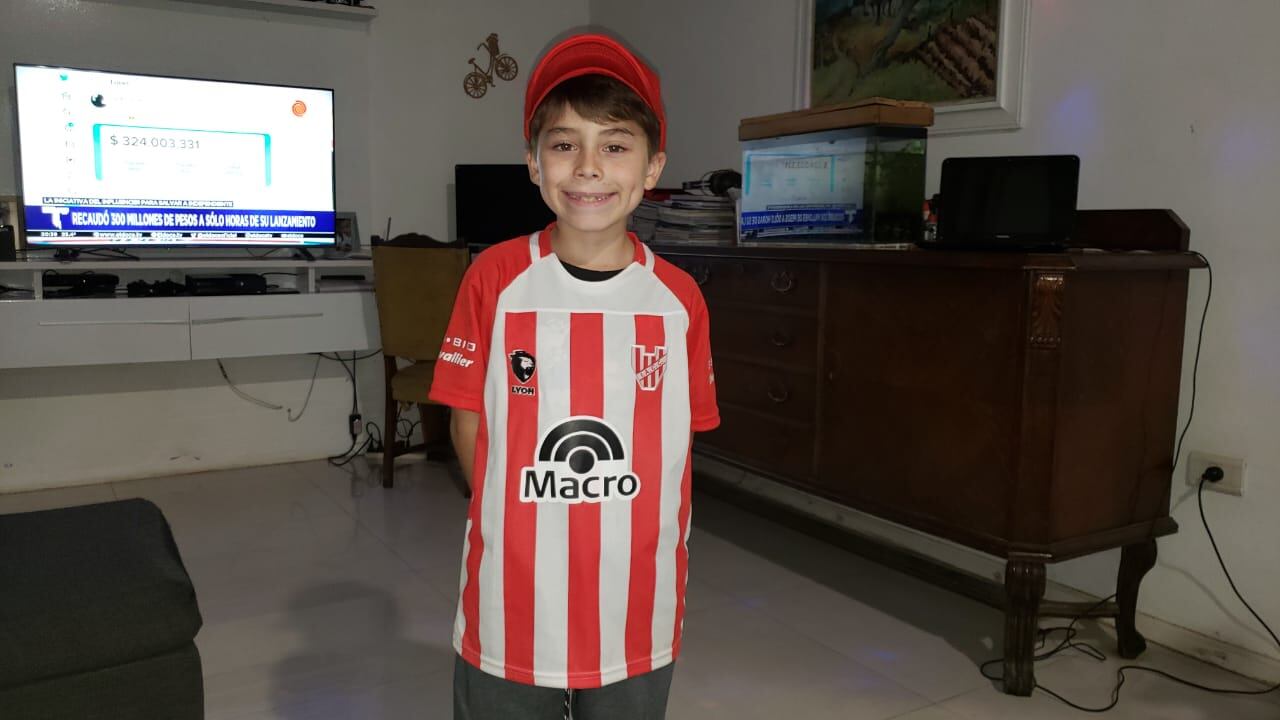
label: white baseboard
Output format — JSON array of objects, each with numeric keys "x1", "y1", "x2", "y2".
[
  {"x1": 362, "y1": 450, "x2": 427, "y2": 467},
  {"x1": 692, "y1": 455, "x2": 1280, "y2": 684},
  {"x1": 1133, "y1": 610, "x2": 1280, "y2": 684}
]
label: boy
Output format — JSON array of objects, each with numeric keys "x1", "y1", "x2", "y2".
[{"x1": 430, "y1": 32, "x2": 719, "y2": 720}]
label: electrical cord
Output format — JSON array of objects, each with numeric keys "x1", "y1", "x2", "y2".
[
  {"x1": 398, "y1": 418, "x2": 421, "y2": 441},
  {"x1": 352, "y1": 351, "x2": 360, "y2": 413},
  {"x1": 319, "y1": 350, "x2": 381, "y2": 362},
  {"x1": 1171, "y1": 251, "x2": 1211, "y2": 465},
  {"x1": 318, "y1": 351, "x2": 358, "y2": 414},
  {"x1": 980, "y1": 595, "x2": 1115, "y2": 680},
  {"x1": 287, "y1": 354, "x2": 323, "y2": 422},
  {"x1": 366, "y1": 420, "x2": 385, "y2": 453},
  {"x1": 214, "y1": 351, "x2": 381, "y2": 456},
  {"x1": 326, "y1": 433, "x2": 370, "y2": 467},
  {"x1": 79, "y1": 248, "x2": 139, "y2": 260},
  {"x1": 326, "y1": 420, "x2": 386, "y2": 467},
  {"x1": 217, "y1": 357, "x2": 322, "y2": 420},
  {"x1": 977, "y1": 251, "x2": 1277, "y2": 711},
  {"x1": 316, "y1": 351, "x2": 388, "y2": 462},
  {"x1": 216, "y1": 359, "x2": 283, "y2": 410}
]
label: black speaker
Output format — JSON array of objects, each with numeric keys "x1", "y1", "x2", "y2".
[{"x1": 0, "y1": 226, "x2": 15, "y2": 262}]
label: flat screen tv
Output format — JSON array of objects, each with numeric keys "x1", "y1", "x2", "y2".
[
  {"x1": 455, "y1": 164, "x2": 554, "y2": 246},
  {"x1": 13, "y1": 64, "x2": 336, "y2": 248}
]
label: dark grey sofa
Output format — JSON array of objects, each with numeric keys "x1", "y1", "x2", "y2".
[{"x1": 0, "y1": 498, "x2": 204, "y2": 719}]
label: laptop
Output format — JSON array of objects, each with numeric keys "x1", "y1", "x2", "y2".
[{"x1": 932, "y1": 155, "x2": 1081, "y2": 251}]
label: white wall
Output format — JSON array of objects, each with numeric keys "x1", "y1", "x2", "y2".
[
  {"x1": 368, "y1": 0, "x2": 590, "y2": 242},
  {"x1": 590, "y1": 0, "x2": 1280, "y2": 672},
  {"x1": 0, "y1": 0, "x2": 587, "y2": 491}
]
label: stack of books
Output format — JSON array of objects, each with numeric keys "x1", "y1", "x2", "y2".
[
  {"x1": 631, "y1": 193, "x2": 736, "y2": 245},
  {"x1": 630, "y1": 197, "x2": 662, "y2": 242}
]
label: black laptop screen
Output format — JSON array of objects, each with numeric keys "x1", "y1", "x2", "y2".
[{"x1": 938, "y1": 155, "x2": 1080, "y2": 247}]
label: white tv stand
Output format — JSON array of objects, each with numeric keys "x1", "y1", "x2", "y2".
[{"x1": 0, "y1": 257, "x2": 380, "y2": 369}]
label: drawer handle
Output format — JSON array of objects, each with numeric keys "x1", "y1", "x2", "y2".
[
  {"x1": 691, "y1": 264, "x2": 711, "y2": 286},
  {"x1": 769, "y1": 330, "x2": 793, "y2": 347},
  {"x1": 192, "y1": 312, "x2": 324, "y2": 325},
  {"x1": 770, "y1": 271, "x2": 796, "y2": 294},
  {"x1": 38, "y1": 319, "x2": 187, "y2": 327},
  {"x1": 766, "y1": 383, "x2": 790, "y2": 404}
]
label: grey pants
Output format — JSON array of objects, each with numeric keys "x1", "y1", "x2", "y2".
[{"x1": 453, "y1": 655, "x2": 674, "y2": 720}]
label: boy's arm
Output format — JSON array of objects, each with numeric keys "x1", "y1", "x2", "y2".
[{"x1": 450, "y1": 408, "x2": 480, "y2": 491}]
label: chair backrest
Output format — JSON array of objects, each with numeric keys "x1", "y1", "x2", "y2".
[{"x1": 372, "y1": 245, "x2": 469, "y2": 361}]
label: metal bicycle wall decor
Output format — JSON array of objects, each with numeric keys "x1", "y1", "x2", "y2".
[{"x1": 464, "y1": 33, "x2": 519, "y2": 99}]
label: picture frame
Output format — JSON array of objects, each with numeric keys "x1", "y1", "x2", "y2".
[
  {"x1": 326, "y1": 210, "x2": 359, "y2": 259},
  {"x1": 794, "y1": 0, "x2": 1029, "y2": 135},
  {"x1": 0, "y1": 195, "x2": 23, "y2": 248}
]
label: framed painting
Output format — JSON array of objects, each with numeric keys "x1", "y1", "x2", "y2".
[{"x1": 795, "y1": 0, "x2": 1029, "y2": 134}]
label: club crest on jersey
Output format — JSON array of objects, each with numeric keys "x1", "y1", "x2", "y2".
[
  {"x1": 520, "y1": 417, "x2": 640, "y2": 504},
  {"x1": 632, "y1": 344, "x2": 668, "y2": 391},
  {"x1": 509, "y1": 350, "x2": 536, "y2": 395}
]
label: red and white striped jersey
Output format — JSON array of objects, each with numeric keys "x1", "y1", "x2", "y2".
[{"x1": 429, "y1": 226, "x2": 719, "y2": 689}]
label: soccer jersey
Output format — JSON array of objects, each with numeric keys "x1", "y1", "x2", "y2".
[{"x1": 429, "y1": 226, "x2": 719, "y2": 689}]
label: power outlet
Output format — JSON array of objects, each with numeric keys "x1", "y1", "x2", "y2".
[{"x1": 1186, "y1": 451, "x2": 1246, "y2": 496}]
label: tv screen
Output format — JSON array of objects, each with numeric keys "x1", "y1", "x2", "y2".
[
  {"x1": 13, "y1": 64, "x2": 336, "y2": 248},
  {"x1": 455, "y1": 164, "x2": 554, "y2": 245}
]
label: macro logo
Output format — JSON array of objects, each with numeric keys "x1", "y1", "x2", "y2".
[{"x1": 520, "y1": 417, "x2": 640, "y2": 504}]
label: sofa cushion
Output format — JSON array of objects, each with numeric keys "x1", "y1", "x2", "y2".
[
  {"x1": 0, "y1": 498, "x2": 202, "y2": 688},
  {"x1": 0, "y1": 643, "x2": 203, "y2": 720}
]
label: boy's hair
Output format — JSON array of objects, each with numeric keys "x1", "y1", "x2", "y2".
[{"x1": 526, "y1": 75, "x2": 662, "y2": 159}]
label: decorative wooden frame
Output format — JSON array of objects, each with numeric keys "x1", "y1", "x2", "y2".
[{"x1": 794, "y1": 0, "x2": 1029, "y2": 134}]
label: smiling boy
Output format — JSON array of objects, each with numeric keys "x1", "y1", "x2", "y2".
[{"x1": 430, "y1": 33, "x2": 719, "y2": 720}]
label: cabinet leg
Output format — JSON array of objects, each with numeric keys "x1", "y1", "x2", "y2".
[
  {"x1": 1117, "y1": 539, "x2": 1157, "y2": 659},
  {"x1": 1003, "y1": 556, "x2": 1046, "y2": 696},
  {"x1": 383, "y1": 357, "x2": 397, "y2": 489}
]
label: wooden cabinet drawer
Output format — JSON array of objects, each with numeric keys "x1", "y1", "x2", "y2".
[
  {"x1": 710, "y1": 309, "x2": 818, "y2": 370},
  {"x1": 698, "y1": 405, "x2": 815, "y2": 479},
  {"x1": 675, "y1": 257, "x2": 819, "y2": 310},
  {"x1": 713, "y1": 359, "x2": 816, "y2": 422},
  {"x1": 190, "y1": 292, "x2": 379, "y2": 360},
  {"x1": 0, "y1": 298, "x2": 191, "y2": 368}
]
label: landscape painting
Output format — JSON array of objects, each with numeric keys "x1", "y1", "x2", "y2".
[{"x1": 811, "y1": 0, "x2": 1002, "y2": 108}]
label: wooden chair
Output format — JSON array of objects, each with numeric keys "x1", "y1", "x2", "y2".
[{"x1": 371, "y1": 244, "x2": 469, "y2": 490}]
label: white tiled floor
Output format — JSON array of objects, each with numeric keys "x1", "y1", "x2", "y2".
[{"x1": 2, "y1": 459, "x2": 1278, "y2": 719}]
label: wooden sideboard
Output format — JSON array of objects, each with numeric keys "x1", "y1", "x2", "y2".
[{"x1": 656, "y1": 210, "x2": 1204, "y2": 695}]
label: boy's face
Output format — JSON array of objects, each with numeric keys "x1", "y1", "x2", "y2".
[{"x1": 526, "y1": 104, "x2": 666, "y2": 240}]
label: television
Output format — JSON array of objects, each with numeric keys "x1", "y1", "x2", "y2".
[
  {"x1": 13, "y1": 64, "x2": 336, "y2": 248},
  {"x1": 455, "y1": 164, "x2": 554, "y2": 245}
]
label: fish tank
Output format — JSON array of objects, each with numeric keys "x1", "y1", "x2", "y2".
[{"x1": 738, "y1": 125, "x2": 926, "y2": 247}]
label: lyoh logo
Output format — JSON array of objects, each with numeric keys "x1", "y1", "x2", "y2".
[
  {"x1": 509, "y1": 349, "x2": 536, "y2": 396},
  {"x1": 632, "y1": 344, "x2": 667, "y2": 391},
  {"x1": 520, "y1": 417, "x2": 640, "y2": 504}
]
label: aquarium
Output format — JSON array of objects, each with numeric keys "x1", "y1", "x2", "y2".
[{"x1": 739, "y1": 125, "x2": 926, "y2": 246}]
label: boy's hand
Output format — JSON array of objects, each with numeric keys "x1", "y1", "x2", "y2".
[{"x1": 450, "y1": 408, "x2": 481, "y2": 492}]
